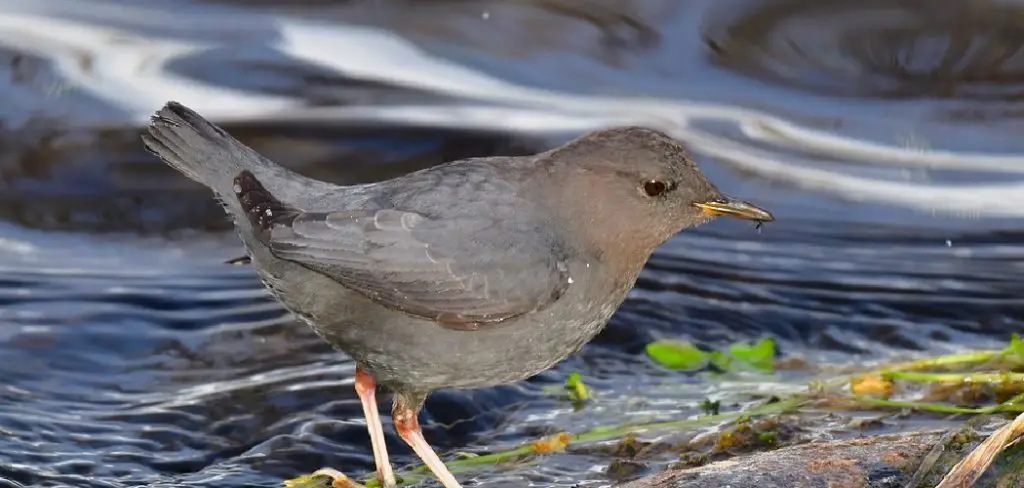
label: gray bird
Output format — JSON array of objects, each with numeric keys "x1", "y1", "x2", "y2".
[{"x1": 141, "y1": 101, "x2": 773, "y2": 488}]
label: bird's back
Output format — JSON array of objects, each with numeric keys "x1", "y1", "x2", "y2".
[{"x1": 142, "y1": 102, "x2": 628, "y2": 392}]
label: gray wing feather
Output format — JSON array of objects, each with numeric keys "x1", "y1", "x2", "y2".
[{"x1": 267, "y1": 207, "x2": 570, "y2": 330}]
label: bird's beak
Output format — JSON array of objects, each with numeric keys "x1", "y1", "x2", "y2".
[{"x1": 693, "y1": 196, "x2": 775, "y2": 222}]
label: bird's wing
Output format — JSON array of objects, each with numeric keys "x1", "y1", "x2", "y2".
[
  {"x1": 270, "y1": 209, "x2": 570, "y2": 330},
  {"x1": 234, "y1": 173, "x2": 571, "y2": 331}
]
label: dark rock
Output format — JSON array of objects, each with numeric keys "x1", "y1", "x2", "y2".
[{"x1": 617, "y1": 431, "x2": 943, "y2": 488}]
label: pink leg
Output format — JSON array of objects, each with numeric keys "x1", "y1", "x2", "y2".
[
  {"x1": 355, "y1": 369, "x2": 397, "y2": 488},
  {"x1": 392, "y1": 397, "x2": 463, "y2": 488}
]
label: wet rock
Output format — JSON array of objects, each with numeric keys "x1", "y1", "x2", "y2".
[
  {"x1": 606, "y1": 459, "x2": 649, "y2": 482},
  {"x1": 618, "y1": 431, "x2": 942, "y2": 488},
  {"x1": 618, "y1": 417, "x2": 1024, "y2": 488}
]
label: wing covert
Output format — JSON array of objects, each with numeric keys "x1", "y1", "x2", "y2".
[{"x1": 266, "y1": 207, "x2": 571, "y2": 330}]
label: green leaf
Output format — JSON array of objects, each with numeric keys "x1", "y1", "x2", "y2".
[
  {"x1": 1009, "y1": 333, "x2": 1024, "y2": 361},
  {"x1": 645, "y1": 340, "x2": 710, "y2": 371},
  {"x1": 729, "y1": 338, "x2": 777, "y2": 373},
  {"x1": 646, "y1": 337, "x2": 777, "y2": 374},
  {"x1": 709, "y1": 351, "x2": 733, "y2": 371},
  {"x1": 566, "y1": 372, "x2": 584, "y2": 387},
  {"x1": 565, "y1": 372, "x2": 590, "y2": 402},
  {"x1": 708, "y1": 338, "x2": 776, "y2": 373}
]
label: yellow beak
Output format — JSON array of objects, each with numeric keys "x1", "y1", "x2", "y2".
[{"x1": 694, "y1": 196, "x2": 774, "y2": 222}]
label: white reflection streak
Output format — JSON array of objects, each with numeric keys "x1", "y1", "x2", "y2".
[
  {"x1": 273, "y1": 20, "x2": 1024, "y2": 218},
  {"x1": 0, "y1": 8, "x2": 1020, "y2": 216},
  {"x1": 0, "y1": 7, "x2": 296, "y2": 119}
]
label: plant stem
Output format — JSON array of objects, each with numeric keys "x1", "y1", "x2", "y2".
[
  {"x1": 843, "y1": 397, "x2": 1024, "y2": 415},
  {"x1": 885, "y1": 371, "x2": 1024, "y2": 384},
  {"x1": 878, "y1": 351, "x2": 1006, "y2": 373}
]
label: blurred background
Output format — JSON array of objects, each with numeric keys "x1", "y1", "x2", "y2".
[{"x1": 1, "y1": 0, "x2": 1023, "y2": 487}]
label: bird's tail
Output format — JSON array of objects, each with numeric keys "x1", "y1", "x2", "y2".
[{"x1": 141, "y1": 101, "x2": 305, "y2": 204}]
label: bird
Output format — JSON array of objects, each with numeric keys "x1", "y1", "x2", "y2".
[{"x1": 141, "y1": 101, "x2": 773, "y2": 488}]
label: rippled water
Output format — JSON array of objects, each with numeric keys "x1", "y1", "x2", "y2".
[{"x1": 1, "y1": 1, "x2": 1023, "y2": 487}]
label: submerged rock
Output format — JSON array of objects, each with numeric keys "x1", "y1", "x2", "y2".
[{"x1": 618, "y1": 423, "x2": 1024, "y2": 488}]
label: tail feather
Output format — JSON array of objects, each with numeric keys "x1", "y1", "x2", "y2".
[
  {"x1": 142, "y1": 101, "x2": 274, "y2": 197},
  {"x1": 142, "y1": 101, "x2": 350, "y2": 227}
]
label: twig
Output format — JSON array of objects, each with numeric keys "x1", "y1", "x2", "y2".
[
  {"x1": 902, "y1": 427, "x2": 965, "y2": 488},
  {"x1": 935, "y1": 410, "x2": 1024, "y2": 488}
]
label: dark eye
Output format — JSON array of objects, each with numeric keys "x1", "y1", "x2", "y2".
[{"x1": 642, "y1": 180, "x2": 672, "y2": 197}]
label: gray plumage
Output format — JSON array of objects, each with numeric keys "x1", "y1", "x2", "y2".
[{"x1": 141, "y1": 101, "x2": 767, "y2": 412}]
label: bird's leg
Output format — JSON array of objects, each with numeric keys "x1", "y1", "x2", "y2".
[
  {"x1": 355, "y1": 368, "x2": 397, "y2": 488},
  {"x1": 392, "y1": 393, "x2": 463, "y2": 488}
]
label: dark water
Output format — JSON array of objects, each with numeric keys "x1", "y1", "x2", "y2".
[{"x1": 1, "y1": 0, "x2": 1023, "y2": 487}]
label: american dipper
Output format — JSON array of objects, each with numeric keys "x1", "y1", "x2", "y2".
[{"x1": 141, "y1": 101, "x2": 773, "y2": 488}]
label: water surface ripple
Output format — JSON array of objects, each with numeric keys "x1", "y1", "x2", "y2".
[{"x1": 0, "y1": 1, "x2": 1021, "y2": 487}]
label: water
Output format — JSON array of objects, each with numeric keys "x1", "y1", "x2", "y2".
[{"x1": 1, "y1": 0, "x2": 1023, "y2": 486}]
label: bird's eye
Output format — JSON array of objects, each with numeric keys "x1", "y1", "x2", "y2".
[{"x1": 642, "y1": 180, "x2": 673, "y2": 197}]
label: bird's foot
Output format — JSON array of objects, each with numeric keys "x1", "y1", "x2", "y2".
[{"x1": 283, "y1": 468, "x2": 366, "y2": 488}]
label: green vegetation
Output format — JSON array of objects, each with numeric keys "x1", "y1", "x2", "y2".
[
  {"x1": 565, "y1": 372, "x2": 590, "y2": 406},
  {"x1": 645, "y1": 337, "x2": 777, "y2": 373},
  {"x1": 285, "y1": 334, "x2": 1024, "y2": 487}
]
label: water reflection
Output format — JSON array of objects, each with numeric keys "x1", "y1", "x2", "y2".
[
  {"x1": 0, "y1": 123, "x2": 537, "y2": 232},
  {"x1": 703, "y1": 0, "x2": 1024, "y2": 101},
  {"x1": 0, "y1": 1, "x2": 1021, "y2": 487}
]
